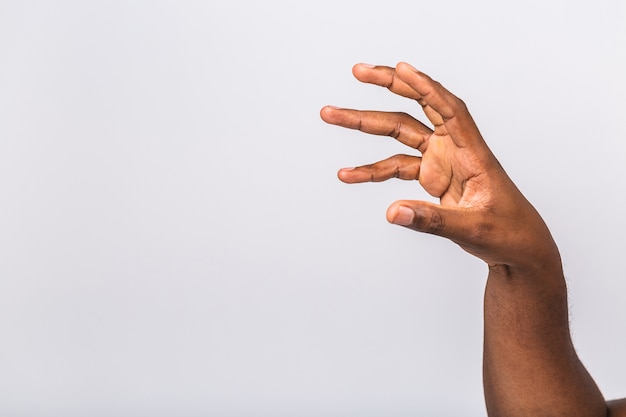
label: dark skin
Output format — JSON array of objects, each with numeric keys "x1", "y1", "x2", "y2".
[{"x1": 321, "y1": 62, "x2": 626, "y2": 417}]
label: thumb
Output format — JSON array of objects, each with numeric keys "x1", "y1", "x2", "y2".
[{"x1": 386, "y1": 200, "x2": 484, "y2": 245}]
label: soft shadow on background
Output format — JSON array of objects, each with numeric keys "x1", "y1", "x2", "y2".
[{"x1": 1, "y1": 1, "x2": 625, "y2": 416}]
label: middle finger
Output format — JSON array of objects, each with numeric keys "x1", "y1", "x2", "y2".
[{"x1": 320, "y1": 106, "x2": 433, "y2": 152}]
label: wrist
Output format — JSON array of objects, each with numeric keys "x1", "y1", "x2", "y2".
[{"x1": 487, "y1": 254, "x2": 564, "y2": 289}]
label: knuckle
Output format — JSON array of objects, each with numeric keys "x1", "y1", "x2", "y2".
[
  {"x1": 427, "y1": 210, "x2": 444, "y2": 233},
  {"x1": 390, "y1": 120, "x2": 403, "y2": 139},
  {"x1": 414, "y1": 207, "x2": 444, "y2": 234},
  {"x1": 441, "y1": 97, "x2": 469, "y2": 122},
  {"x1": 386, "y1": 70, "x2": 397, "y2": 89},
  {"x1": 454, "y1": 97, "x2": 469, "y2": 114}
]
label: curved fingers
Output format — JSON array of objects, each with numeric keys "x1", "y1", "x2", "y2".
[
  {"x1": 352, "y1": 63, "x2": 421, "y2": 100},
  {"x1": 352, "y1": 64, "x2": 443, "y2": 127},
  {"x1": 320, "y1": 106, "x2": 432, "y2": 151},
  {"x1": 394, "y1": 62, "x2": 485, "y2": 148},
  {"x1": 338, "y1": 154, "x2": 421, "y2": 183}
]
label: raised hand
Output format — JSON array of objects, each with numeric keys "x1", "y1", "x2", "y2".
[
  {"x1": 321, "y1": 62, "x2": 559, "y2": 273},
  {"x1": 321, "y1": 63, "x2": 612, "y2": 417}
]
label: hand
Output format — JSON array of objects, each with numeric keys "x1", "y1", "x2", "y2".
[{"x1": 321, "y1": 62, "x2": 560, "y2": 273}]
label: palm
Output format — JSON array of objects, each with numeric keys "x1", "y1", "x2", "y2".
[
  {"x1": 420, "y1": 132, "x2": 464, "y2": 205},
  {"x1": 320, "y1": 63, "x2": 496, "y2": 210},
  {"x1": 420, "y1": 131, "x2": 487, "y2": 209}
]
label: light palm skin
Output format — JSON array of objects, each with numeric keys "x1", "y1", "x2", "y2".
[{"x1": 321, "y1": 62, "x2": 620, "y2": 416}]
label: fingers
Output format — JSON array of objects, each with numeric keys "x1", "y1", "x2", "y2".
[
  {"x1": 386, "y1": 200, "x2": 486, "y2": 246},
  {"x1": 393, "y1": 63, "x2": 462, "y2": 121},
  {"x1": 351, "y1": 63, "x2": 446, "y2": 128},
  {"x1": 337, "y1": 154, "x2": 421, "y2": 183},
  {"x1": 394, "y1": 62, "x2": 485, "y2": 148},
  {"x1": 352, "y1": 63, "x2": 421, "y2": 100},
  {"x1": 320, "y1": 106, "x2": 433, "y2": 151},
  {"x1": 351, "y1": 62, "x2": 485, "y2": 148}
]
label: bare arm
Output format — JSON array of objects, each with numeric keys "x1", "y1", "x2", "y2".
[
  {"x1": 321, "y1": 62, "x2": 617, "y2": 416},
  {"x1": 483, "y1": 264, "x2": 604, "y2": 416},
  {"x1": 609, "y1": 399, "x2": 626, "y2": 416}
]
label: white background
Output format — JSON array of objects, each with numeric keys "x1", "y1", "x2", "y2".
[{"x1": 1, "y1": 1, "x2": 625, "y2": 416}]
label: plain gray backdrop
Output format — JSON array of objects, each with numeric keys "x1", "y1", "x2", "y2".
[{"x1": 1, "y1": 1, "x2": 625, "y2": 416}]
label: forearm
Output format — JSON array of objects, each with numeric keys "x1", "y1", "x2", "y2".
[
  {"x1": 608, "y1": 399, "x2": 626, "y2": 416},
  {"x1": 483, "y1": 262, "x2": 606, "y2": 417},
  {"x1": 322, "y1": 62, "x2": 618, "y2": 416}
]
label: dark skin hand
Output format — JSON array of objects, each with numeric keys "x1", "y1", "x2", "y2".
[
  {"x1": 321, "y1": 62, "x2": 626, "y2": 416},
  {"x1": 321, "y1": 62, "x2": 558, "y2": 271}
]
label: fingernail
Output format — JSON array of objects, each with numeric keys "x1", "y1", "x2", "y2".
[
  {"x1": 340, "y1": 167, "x2": 356, "y2": 172},
  {"x1": 326, "y1": 105, "x2": 340, "y2": 109},
  {"x1": 392, "y1": 206, "x2": 415, "y2": 226},
  {"x1": 359, "y1": 63, "x2": 376, "y2": 68}
]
